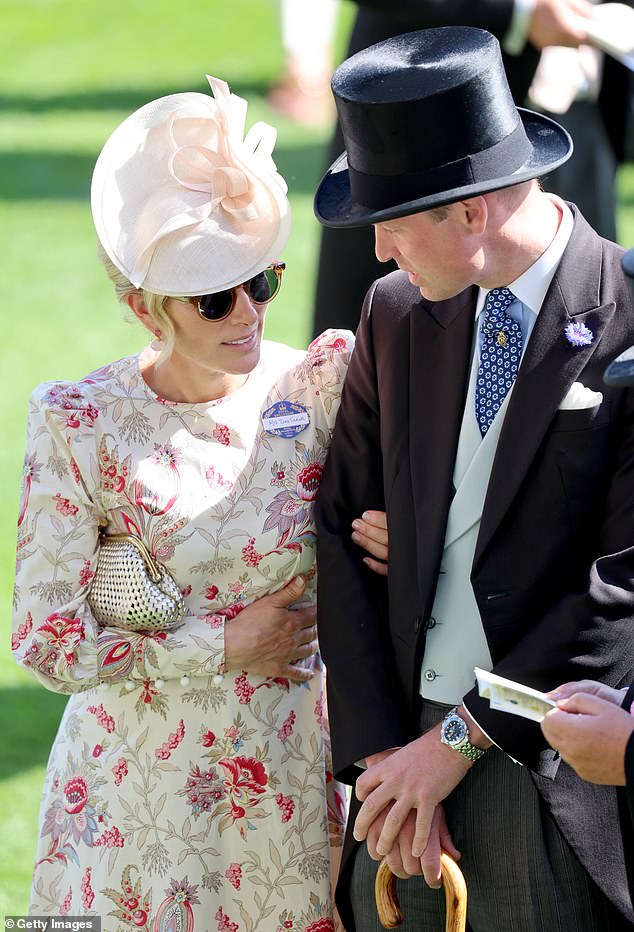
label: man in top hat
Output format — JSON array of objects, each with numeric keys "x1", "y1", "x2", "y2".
[
  {"x1": 311, "y1": 0, "x2": 633, "y2": 342},
  {"x1": 315, "y1": 26, "x2": 634, "y2": 931}
]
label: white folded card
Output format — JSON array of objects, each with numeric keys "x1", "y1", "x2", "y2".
[{"x1": 474, "y1": 667, "x2": 557, "y2": 722}]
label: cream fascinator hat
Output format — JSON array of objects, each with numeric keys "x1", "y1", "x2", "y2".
[{"x1": 91, "y1": 75, "x2": 291, "y2": 296}]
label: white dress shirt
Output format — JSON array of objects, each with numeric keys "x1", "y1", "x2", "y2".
[{"x1": 476, "y1": 195, "x2": 574, "y2": 348}]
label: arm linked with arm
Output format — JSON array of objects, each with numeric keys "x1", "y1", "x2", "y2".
[{"x1": 316, "y1": 284, "x2": 408, "y2": 785}]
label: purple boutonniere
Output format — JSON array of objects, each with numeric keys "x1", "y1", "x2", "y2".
[{"x1": 565, "y1": 321, "x2": 594, "y2": 347}]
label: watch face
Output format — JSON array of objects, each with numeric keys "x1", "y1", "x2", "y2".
[{"x1": 443, "y1": 715, "x2": 467, "y2": 746}]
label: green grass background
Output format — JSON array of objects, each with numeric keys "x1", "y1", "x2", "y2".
[{"x1": 1, "y1": 0, "x2": 633, "y2": 915}]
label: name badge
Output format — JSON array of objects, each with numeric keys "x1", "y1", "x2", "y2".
[{"x1": 262, "y1": 401, "x2": 310, "y2": 438}]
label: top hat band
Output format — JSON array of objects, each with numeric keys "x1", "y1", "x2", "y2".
[{"x1": 348, "y1": 120, "x2": 533, "y2": 211}]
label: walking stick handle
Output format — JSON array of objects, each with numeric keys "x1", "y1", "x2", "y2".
[{"x1": 375, "y1": 849, "x2": 467, "y2": 931}]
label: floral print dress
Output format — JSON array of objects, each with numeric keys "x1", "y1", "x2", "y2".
[{"x1": 12, "y1": 330, "x2": 353, "y2": 932}]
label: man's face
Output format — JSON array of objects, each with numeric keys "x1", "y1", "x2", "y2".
[{"x1": 374, "y1": 205, "x2": 481, "y2": 302}]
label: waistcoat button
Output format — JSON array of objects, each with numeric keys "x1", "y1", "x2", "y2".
[{"x1": 424, "y1": 669, "x2": 437, "y2": 682}]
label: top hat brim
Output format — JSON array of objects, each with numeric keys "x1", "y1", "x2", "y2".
[
  {"x1": 604, "y1": 346, "x2": 634, "y2": 387},
  {"x1": 314, "y1": 108, "x2": 572, "y2": 229}
]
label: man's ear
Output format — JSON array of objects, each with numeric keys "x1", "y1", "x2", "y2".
[
  {"x1": 126, "y1": 292, "x2": 153, "y2": 333},
  {"x1": 458, "y1": 196, "x2": 487, "y2": 235}
]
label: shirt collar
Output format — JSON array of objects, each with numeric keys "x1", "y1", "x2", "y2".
[{"x1": 475, "y1": 195, "x2": 574, "y2": 318}]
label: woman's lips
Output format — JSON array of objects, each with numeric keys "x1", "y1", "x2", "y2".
[{"x1": 222, "y1": 330, "x2": 258, "y2": 349}]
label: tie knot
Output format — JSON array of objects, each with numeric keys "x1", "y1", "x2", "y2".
[
  {"x1": 482, "y1": 287, "x2": 515, "y2": 330},
  {"x1": 485, "y1": 287, "x2": 514, "y2": 310}
]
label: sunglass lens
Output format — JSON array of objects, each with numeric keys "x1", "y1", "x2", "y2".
[
  {"x1": 198, "y1": 290, "x2": 233, "y2": 321},
  {"x1": 248, "y1": 268, "x2": 278, "y2": 304},
  {"x1": 196, "y1": 268, "x2": 281, "y2": 319}
]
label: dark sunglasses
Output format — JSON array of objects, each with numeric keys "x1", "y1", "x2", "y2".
[{"x1": 170, "y1": 262, "x2": 285, "y2": 322}]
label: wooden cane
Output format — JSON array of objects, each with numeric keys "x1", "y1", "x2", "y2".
[{"x1": 375, "y1": 850, "x2": 467, "y2": 932}]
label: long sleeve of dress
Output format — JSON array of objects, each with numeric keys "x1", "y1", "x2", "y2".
[{"x1": 12, "y1": 384, "x2": 227, "y2": 694}]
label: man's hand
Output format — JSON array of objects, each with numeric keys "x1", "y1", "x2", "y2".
[
  {"x1": 367, "y1": 805, "x2": 422, "y2": 876},
  {"x1": 547, "y1": 679, "x2": 626, "y2": 706},
  {"x1": 541, "y1": 693, "x2": 634, "y2": 785},
  {"x1": 354, "y1": 727, "x2": 471, "y2": 862},
  {"x1": 352, "y1": 510, "x2": 388, "y2": 576},
  {"x1": 371, "y1": 804, "x2": 460, "y2": 887},
  {"x1": 419, "y1": 804, "x2": 460, "y2": 888},
  {"x1": 366, "y1": 748, "x2": 398, "y2": 769},
  {"x1": 528, "y1": 0, "x2": 593, "y2": 49}
]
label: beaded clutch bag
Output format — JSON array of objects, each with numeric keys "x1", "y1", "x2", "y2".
[{"x1": 87, "y1": 533, "x2": 185, "y2": 632}]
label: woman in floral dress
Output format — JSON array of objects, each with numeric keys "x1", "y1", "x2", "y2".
[{"x1": 11, "y1": 76, "x2": 386, "y2": 932}]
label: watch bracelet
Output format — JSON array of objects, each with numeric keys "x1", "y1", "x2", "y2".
[{"x1": 456, "y1": 741, "x2": 487, "y2": 762}]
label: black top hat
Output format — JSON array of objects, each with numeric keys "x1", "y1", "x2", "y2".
[
  {"x1": 314, "y1": 27, "x2": 573, "y2": 228},
  {"x1": 604, "y1": 249, "x2": 634, "y2": 387}
]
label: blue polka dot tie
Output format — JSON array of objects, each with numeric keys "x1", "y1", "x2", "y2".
[{"x1": 475, "y1": 287, "x2": 523, "y2": 437}]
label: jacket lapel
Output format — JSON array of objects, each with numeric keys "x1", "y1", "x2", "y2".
[
  {"x1": 474, "y1": 211, "x2": 616, "y2": 568},
  {"x1": 409, "y1": 286, "x2": 476, "y2": 605}
]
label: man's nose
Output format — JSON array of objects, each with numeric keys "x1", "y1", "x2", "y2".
[{"x1": 374, "y1": 225, "x2": 394, "y2": 263}]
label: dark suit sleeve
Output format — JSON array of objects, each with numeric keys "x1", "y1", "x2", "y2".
[
  {"x1": 353, "y1": 0, "x2": 516, "y2": 40},
  {"x1": 464, "y1": 389, "x2": 634, "y2": 769},
  {"x1": 316, "y1": 283, "x2": 408, "y2": 785}
]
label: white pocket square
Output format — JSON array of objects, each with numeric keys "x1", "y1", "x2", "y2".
[{"x1": 559, "y1": 381, "x2": 603, "y2": 410}]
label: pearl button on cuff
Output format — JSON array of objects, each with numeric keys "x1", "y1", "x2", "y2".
[
  {"x1": 180, "y1": 675, "x2": 190, "y2": 687},
  {"x1": 212, "y1": 674, "x2": 224, "y2": 685},
  {"x1": 155, "y1": 678, "x2": 165, "y2": 690}
]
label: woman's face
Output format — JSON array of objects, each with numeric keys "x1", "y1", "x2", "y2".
[{"x1": 164, "y1": 283, "x2": 268, "y2": 378}]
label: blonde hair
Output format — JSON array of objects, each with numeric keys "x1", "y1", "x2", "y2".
[{"x1": 97, "y1": 242, "x2": 176, "y2": 362}]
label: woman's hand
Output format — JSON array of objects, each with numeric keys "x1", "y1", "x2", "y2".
[
  {"x1": 352, "y1": 510, "x2": 388, "y2": 576},
  {"x1": 224, "y1": 576, "x2": 317, "y2": 682}
]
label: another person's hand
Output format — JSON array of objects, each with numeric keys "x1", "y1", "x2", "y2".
[
  {"x1": 352, "y1": 509, "x2": 388, "y2": 575},
  {"x1": 541, "y1": 692, "x2": 634, "y2": 784},
  {"x1": 547, "y1": 679, "x2": 626, "y2": 705},
  {"x1": 528, "y1": 0, "x2": 593, "y2": 49},
  {"x1": 353, "y1": 729, "x2": 471, "y2": 885},
  {"x1": 224, "y1": 576, "x2": 317, "y2": 682}
]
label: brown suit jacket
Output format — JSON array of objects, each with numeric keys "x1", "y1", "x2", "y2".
[{"x1": 316, "y1": 208, "x2": 634, "y2": 924}]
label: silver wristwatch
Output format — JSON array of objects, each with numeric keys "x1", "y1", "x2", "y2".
[{"x1": 440, "y1": 707, "x2": 487, "y2": 762}]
